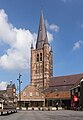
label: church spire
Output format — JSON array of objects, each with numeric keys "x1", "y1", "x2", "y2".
[{"x1": 36, "y1": 11, "x2": 48, "y2": 49}]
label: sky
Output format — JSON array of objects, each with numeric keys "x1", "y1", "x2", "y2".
[{"x1": 0, "y1": 0, "x2": 83, "y2": 91}]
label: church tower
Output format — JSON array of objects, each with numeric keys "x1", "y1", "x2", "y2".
[{"x1": 30, "y1": 12, "x2": 53, "y2": 90}]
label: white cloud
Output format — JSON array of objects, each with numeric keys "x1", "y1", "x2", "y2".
[
  {"x1": 0, "y1": 81, "x2": 7, "y2": 90},
  {"x1": 45, "y1": 20, "x2": 60, "y2": 32},
  {"x1": 0, "y1": 9, "x2": 16, "y2": 45},
  {"x1": 73, "y1": 40, "x2": 83, "y2": 51},
  {"x1": 0, "y1": 9, "x2": 54, "y2": 70},
  {"x1": 47, "y1": 31, "x2": 53, "y2": 42}
]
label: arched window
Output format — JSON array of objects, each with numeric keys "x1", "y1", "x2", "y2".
[
  {"x1": 40, "y1": 53, "x2": 42, "y2": 61},
  {"x1": 37, "y1": 54, "x2": 39, "y2": 62}
]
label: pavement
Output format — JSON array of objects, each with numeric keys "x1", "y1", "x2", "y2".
[{"x1": 0, "y1": 110, "x2": 83, "y2": 120}]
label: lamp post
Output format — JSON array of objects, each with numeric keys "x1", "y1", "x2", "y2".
[{"x1": 17, "y1": 73, "x2": 22, "y2": 110}]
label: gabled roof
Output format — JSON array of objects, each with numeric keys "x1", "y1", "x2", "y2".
[
  {"x1": 20, "y1": 85, "x2": 45, "y2": 101},
  {"x1": 7, "y1": 83, "x2": 16, "y2": 88},
  {"x1": 49, "y1": 73, "x2": 83, "y2": 87}
]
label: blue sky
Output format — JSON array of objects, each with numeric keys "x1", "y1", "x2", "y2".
[{"x1": 0, "y1": 0, "x2": 83, "y2": 91}]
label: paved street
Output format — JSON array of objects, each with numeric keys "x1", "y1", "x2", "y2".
[{"x1": 0, "y1": 110, "x2": 83, "y2": 120}]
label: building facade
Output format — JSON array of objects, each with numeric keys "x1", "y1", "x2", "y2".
[
  {"x1": 19, "y1": 12, "x2": 83, "y2": 110},
  {"x1": 30, "y1": 12, "x2": 53, "y2": 90},
  {"x1": 17, "y1": 12, "x2": 52, "y2": 109},
  {"x1": 0, "y1": 81, "x2": 17, "y2": 110},
  {"x1": 18, "y1": 85, "x2": 45, "y2": 108},
  {"x1": 71, "y1": 78, "x2": 83, "y2": 110},
  {"x1": 45, "y1": 74, "x2": 83, "y2": 109}
]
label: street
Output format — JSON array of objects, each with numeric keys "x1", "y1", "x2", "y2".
[{"x1": 0, "y1": 110, "x2": 83, "y2": 120}]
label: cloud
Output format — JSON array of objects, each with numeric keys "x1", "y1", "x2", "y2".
[
  {"x1": 45, "y1": 20, "x2": 60, "y2": 32},
  {"x1": 0, "y1": 9, "x2": 54, "y2": 70},
  {"x1": 73, "y1": 40, "x2": 83, "y2": 51},
  {"x1": 0, "y1": 81, "x2": 7, "y2": 90},
  {"x1": 47, "y1": 31, "x2": 53, "y2": 42}
]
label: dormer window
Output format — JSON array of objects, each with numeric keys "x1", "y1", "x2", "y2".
[{"x1": 64, "y1": 80, "x2": 67, "y2": 83}]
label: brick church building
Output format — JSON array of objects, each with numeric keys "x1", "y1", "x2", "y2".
[
  {"x1": 18, "y1": 12, "x2": 83, "y2": 109},
  {"x1": 30, "y1": 12, "x2": 52, "y2": 90}
]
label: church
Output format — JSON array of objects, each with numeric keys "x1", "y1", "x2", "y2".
[{"x1": 18, "y1": 12, "x2": 83, "y2": 110}]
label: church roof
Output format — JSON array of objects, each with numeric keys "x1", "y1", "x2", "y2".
[
  {"x1": 36, "y1": 11, "x2": 48, "y2": 49},
  {"x1": 49, "y1": 73, "x2": 83, "y2": 87}
]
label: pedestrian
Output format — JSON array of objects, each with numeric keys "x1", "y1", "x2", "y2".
[{"x1": 56, "y1": 102, "x2": 58, "y2": 110}]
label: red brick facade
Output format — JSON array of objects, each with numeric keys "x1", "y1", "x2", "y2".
[
  {"x1": 20, "y1": 12, "x2": 83, "y2": 108},
  {"x1": 30, "y1": 12, "x2": 53, "y2": 89}
]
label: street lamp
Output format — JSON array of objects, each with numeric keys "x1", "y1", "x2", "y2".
[{"x1": 17, "y1": 73, "x2": 22, "y2": 109}]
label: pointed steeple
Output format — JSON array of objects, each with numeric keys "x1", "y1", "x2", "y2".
[{"x1": 36, "y1": 11, "x2": 48, "y2": 49}]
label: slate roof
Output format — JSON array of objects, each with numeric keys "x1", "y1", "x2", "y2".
[
  {"x1": 36, "y1": 11, "x2": 48, "y2": 49},
  {"x1": 49, "y1": 73, "x2": 83, "y2": 87},
  {"x1": 43, "y1": 85, "x2": 73, "y2": 93},
  {"x1": 42, "y1": 74, "x2": 83, "y2": 98},
  {"x1": 7, "y1": 83, "x2": 16, "y2": 88}
]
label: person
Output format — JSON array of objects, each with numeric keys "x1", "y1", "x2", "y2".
[{"x1": 56, "y1": 102, "x2": 58, "y2": 110}]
